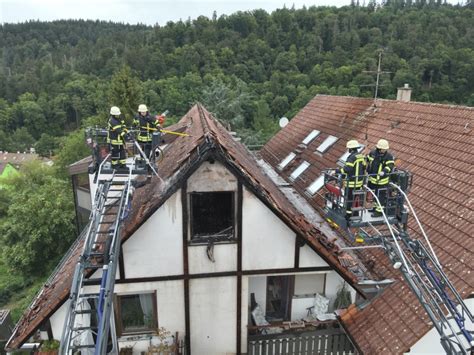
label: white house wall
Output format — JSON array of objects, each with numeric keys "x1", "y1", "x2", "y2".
[
  {"x1": 123, "y1": 190, "x2": 183, "y2": 278},
  {"x1": 299, "y1": 244, "x2": 329, "y2": 268},
  {"x1": 294, "y1": 273, "x2": 326, "y2": 296},
  {"x1": 242, "y1": 187, "x2": 295, "y2": 270},
  {"x1": 188, "y1": 243, "x2": 237, "y2": 274},
  {"x1": 189, "y1": 276, "x2": 236, "y2": 355},
  {"x1": 49, "y1": 301, "x2": 70, "y2": 340}
]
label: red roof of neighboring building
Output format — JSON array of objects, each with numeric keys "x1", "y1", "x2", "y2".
[
  {"x1": 261, "y1": 95, "x2": 474, "y2": 353},
  {"x1": 6, "y1": 104, "x2": 366, "y2": 350}
]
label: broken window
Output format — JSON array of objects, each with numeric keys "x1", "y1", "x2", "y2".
[
  {"x1": 190, "y1": 191, "x2": 234, "y2": 241},
  {"x1": 115, "y1": 292, "x2": 157, "y2": 335}
]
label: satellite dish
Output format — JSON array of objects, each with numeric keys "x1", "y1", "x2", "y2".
[{"x1": 279, "y1": 117, "x2": 289, "y2": 128}]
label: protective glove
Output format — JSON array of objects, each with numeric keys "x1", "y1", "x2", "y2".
[{"x1": 378, "y1": 171, "x2": 385, "y2": 177}]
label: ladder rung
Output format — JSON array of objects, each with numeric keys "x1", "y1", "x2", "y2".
[
  {"x1": 78, "y1": 293, "x2": 99, "y2": 298},
  {"x1": 73, "y1": 326, "x2": 98, "y2": 331},
  {"x1": 88, "y1": 252, "x2": 105, "y2": 257},
  {"x1": 75, "y1": 309, "x2": 94, "y2": 314},
  {"x1": 71, "y1": 344, "x2": 96, "y2": 349}
]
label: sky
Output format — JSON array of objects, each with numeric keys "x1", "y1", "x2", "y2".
[{"x1": 1, "y1": 0, "x2": 353, "y2": 25}]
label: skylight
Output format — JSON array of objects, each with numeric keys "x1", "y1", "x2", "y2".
[
  {"x1": 316, "y1": 135, "x2": 338, "y2": 153},
  {"x1": 289, "y1": 161, "x2": 310, "y2": 181},
  {"x1": 302, "y1": 130, "x2": 320, "y2": 145},
  {"x1": 306, "y1": 175, "x2": 325, "y2": 195},
  {"x1": 278, "y1": 152, "x2": 296, "y2": 170}
]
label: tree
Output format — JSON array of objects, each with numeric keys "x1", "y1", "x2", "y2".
[
  {"x1": 108, "y1": 66, "x2": 143, "y2": 123},
  {"x1": 54, "y1": 129, "x2": 91, "y2": 179},
  {"x1": 35, "y1": 133, "x2": 58, "y2": 157},
  {"x1": 0, "y1": 161, "x2": 76, "y2": 276}
]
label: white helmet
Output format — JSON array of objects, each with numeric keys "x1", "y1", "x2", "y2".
[
  {"x1": 110, "y1": 106, "x2": 121, "y2": 115},
  {"x1": 346, "y1": 139, "x2": 360, "y2": 149},
  {"x1": 376, "y1": 139, "x2": 389, "y2": 150},
  {"x1": 138, "y1": 104, "x2": 148, "y2": 113}
]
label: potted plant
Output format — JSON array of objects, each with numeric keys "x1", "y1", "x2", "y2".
[{"x1": 36, "y1": 339, "x2": 60, "y2": 355}]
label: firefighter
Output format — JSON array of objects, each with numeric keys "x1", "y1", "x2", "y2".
[
  {"x1": 340, "y1": 140, "x2": 366, "y2": 220},
  {"x1": 367, "y1": 139, "x2": 395, "y2": 217},
  {"x1": 133, "y1": 104, "x2": 161, "y2": 161},
  {"x1": 108, "y1": 106, "x2": 128, "y2": 169}
]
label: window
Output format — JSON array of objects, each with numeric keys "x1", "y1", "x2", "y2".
[
  {"x1": 338, "y1": 145, "x2": 365, "y2": 166},
  {"x1": 190, "y1": 191, "x2": 234, "y2": 241},
  {"x1": 289, "y1": 161, "x2": 310, "y2": 181},
  {"x1": 315, "y1": 135, "x2": 338, "y2": 153},
  {"x1": 278, "y1": 152, "x2": 296, "y2": 170},
  {"x1": 266, "y1": 276, "x2": 294, "y2": 321},
  {"x1": 306, "y1": 175, "x2": 325, "y2": 195},
  {"x1": 302, "y1": 130, "x2": 320, "y2": 145},
  {"x1": 116, "y1": 292, "x2": 157, "y2": 335}
]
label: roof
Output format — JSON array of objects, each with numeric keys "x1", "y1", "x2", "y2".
[
  {"x1": 6, "y1": 103, "x2": 366, "y2": 350},
  {"x1": 261, "y1": 95, "x2": 474, "y2": 353}
]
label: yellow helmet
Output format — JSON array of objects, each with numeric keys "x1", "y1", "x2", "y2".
[
  {"x1": 110, "y1": 106, "x2": 121, "y2": 115},
  {"x1": 377, "y1": 139, "x2": 389, "y2": 150},
  {"x1": 346, "y1": 139, "x2": 360, "y2": 149},
  {"x1": 138, "y1": 104, "x2": 148, "y2": 113}
]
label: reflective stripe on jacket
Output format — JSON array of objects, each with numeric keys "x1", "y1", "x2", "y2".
[
  {"x1": 367, "y1": 149, "x2": 395, "y2": 185},
  {"x1": 133, "y1": 113, "x2": 159, "y2": 142},
  {"x1": 340, "y1": 152, "x2": 366, "y2": 188},
  {"x1": 108, "y1": 116, "x2": 127, "y2": 145}
]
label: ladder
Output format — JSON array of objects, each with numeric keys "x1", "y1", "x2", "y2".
[
  {"x1": 365, "y1": 186, "x2": 474, "y2": 355},
  {"x1": 60, "y1": 166, "x2": 133, "y2": 354}
]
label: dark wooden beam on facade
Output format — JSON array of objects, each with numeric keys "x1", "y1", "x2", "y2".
[
  {"x1": 182, "y1": 183, "x2": 191, "y2": 355},
  {"x1": 236, "y1": 181, "x2": 243, "y2": 354}
]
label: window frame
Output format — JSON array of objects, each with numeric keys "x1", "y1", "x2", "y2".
[
  {"x1": 302, "y1": 130, "x2": 321, "y2": 145},
  {"x1": 115, "y1": 291, "x2": 158, "y2": 336},
  {"x1": 315, "y1": 135, "x2": 338, "y2": 153},
  {"x1": 306, "y1": 175, "x2": 325, "y2": 196},
  {"x1": 289, "y1": 161, "x2": 310, "y2": 181},
  {"x1": 189, "y1": 191, "x2": 236, "y2": 244},
  {"x1": 278, "y1": 152, "x2": 296, "y2": 170}
]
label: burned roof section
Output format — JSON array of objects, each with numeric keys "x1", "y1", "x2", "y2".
[{"x1": 261, "y1": 94, "x2": 474, "y2": 353}]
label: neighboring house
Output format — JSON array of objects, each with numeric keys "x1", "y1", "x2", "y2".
[
  {"x1": 260, "y1": 93, "x2": 473, "y2": 354},
  {"x1": 0, "y1": 152, "x2": 52, "y2": 183},
  {"x1": 6, "y1": 104, "x2": 381, "y2": 354}
]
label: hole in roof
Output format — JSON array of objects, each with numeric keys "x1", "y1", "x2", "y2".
[
  {"x1": 306, "y1": 175, "x2": 325, "y2": 196},
  {"x1": 302, "y1": 130, "x2": 320, "y2": 145},
  {"x1": 337, "y1": 145, "x2": 365, "y2": 166},
  {"x1": 278, "y1": 152, "x2": 296, "y2": 170},
  {"x1": 315, "y1": 135, "x2": 338, "y2": 153},
  {"x1": 289, "y1": 161, "x2": 310, "y2": 181}
]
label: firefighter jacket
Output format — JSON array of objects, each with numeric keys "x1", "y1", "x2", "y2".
[
  {"x1": 133, "y1": 113, "x2": 160, "y2": 142},
  {"x1": 367, "y1": 149, "x2": 395, "y2": 185},
  {"x1": 340, "y1": 151, "x2": 366, "y2": 188},
  {"x1": 108, "y1": 116, "x2": 128, "y2": 145}
]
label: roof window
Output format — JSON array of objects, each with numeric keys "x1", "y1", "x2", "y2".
[
  {"x1": 315, "y1": 135, "x2": 338, "y2": 153},
  {"x1": 278, "y1": 152, "x2": 296, "y2": 170},
  {"x1": 306, "y1": 175, "x2": 325, "y2": 195},
  {"x1": 302, "y1": 130, "x2": 320, "y2": 145},
  {"x1": 289, "y1": 161, "x2": 310, "y2": 181}
]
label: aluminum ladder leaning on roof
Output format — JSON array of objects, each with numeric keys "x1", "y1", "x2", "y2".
[{"x1": 59, "y1": 162, "x2": 133, "y2": 354}]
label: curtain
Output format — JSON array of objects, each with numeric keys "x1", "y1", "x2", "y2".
[
  {"x1": 138, "y1": 293, "x2": 154, "y2": 327},
  {"x1": 73, "y1": 299, "x2": 95, "y2": 355}
]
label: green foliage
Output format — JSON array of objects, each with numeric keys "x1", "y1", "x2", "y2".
[
  {"x1": 108, "y1": 66, "x2": 143, "y2": 123},
  {"x1": 54, "y1": 130, "x2": 91, "y2": 178},
  {"x1": 0, "y1": 161, "x2": 76, "y2": 276},
  {"x1": 40, "y1": 339, "x2": 60, "y2": 350},
  {"x1": 35, "y1": 133, "x2": 59, "y2": 158}
]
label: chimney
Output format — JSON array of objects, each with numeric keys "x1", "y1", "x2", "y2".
[{"x1": 397, "y1": 83, "x2": 412, "y2": 102}]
